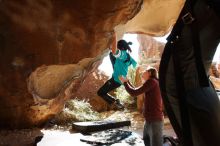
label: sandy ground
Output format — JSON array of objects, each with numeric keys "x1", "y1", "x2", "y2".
[{"x1": 0, "y1": 110, "x2": 175, "y2": 146}]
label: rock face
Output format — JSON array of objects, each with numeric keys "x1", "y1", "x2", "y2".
[
  {"x1": 209, "y1": 63, "x2": 220, "y2": 90},
  {"x1": 137, "y1": 34, "x2": 165, "y2": 69},
  {"x1": 0, "y1": 0, "x2": 184, "y2": 128},
  {"x1": 0, "y1": 0, "x2": 142, "y2": 128},
  {"x1": 135, "y1": 34, "x2": 165, "y2": 112},
  {"x1": 75, "y1": 69, "x2": 110, "y2": 112},
  {"x1": 115, "y1": 0, "x2": 185, "y2": 37}
]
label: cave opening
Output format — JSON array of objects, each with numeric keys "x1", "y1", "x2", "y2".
[
  {"x1": 27, "y1": 32, "x2": 175, "y2": 146},
  {"x1": 1, "y1": 0, "x2": 219, "y2": 145}
]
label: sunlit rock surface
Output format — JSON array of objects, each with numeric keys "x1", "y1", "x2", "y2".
[
  {"x1": 115, "y1": 0, "x2": 185, "y2": 38},
  {"x1": 135, "y1": 34, "x2": 165, "y2": 112},
  {"x1": 27, "y1": 64, "x2": 83, "y2": 126},
  {"x1": 209, "y1": 63, "x2": 220, "y2": 90},
  {"x1": 137, "y1": 34, "x2": 165, "y2": 68},
  {"x1": 0, "y1": 0, "x2": 184, "y2": 128}
]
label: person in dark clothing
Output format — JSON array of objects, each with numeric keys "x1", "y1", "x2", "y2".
[
  {"x1": 97, "y1": 34, "x2": 137, "y2": 110},
  {"x1": 119, "y1": 67, "x2": 164, "y2": 146}
]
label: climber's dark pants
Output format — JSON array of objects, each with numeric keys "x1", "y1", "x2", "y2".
[{"x1": 97, "y1": 77, "x2": 121, "y2": 104}]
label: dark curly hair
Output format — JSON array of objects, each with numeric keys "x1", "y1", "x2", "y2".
[{"x1": 117, "y1": 39, "x2": 132, "y2": 52}]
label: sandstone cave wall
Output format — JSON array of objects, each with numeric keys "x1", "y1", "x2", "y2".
[
  {"x1": 0, "y1": 0, "x2": 142, "y2": 128},
  {"x1": 0, "y1": 0, "x2": 185, "y2": 128}
]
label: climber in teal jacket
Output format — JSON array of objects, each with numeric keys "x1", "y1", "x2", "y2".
[
  {"x1": 112, "y1": 49, "x2": 137, "y2": 84},
  {"x1": 97, "y1": 34, "x2": 137, "y2": 110}
]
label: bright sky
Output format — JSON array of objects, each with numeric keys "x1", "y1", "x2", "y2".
[
  {"x1": 213, "y1": 44, "x2": 220, "y2": 63},
  {"x1": 98, "y1": 33, "x2": 220, "y2": 76},
  {"x1": 97, "y1": 53, "x2": 113, "y2": 76}
]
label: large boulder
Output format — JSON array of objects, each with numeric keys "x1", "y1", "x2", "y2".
[
  {"x1": 75, "y1": 69, "x2": 110, "y2": 112},
  {"x1": 115, "y1": 0, "x2": 185, "y2": 37},
  {"x1": 0, "y1": 0, "x2": 184, "y2": 128},
  {"x1": 0, "y1": 0, "x2": 142, "y2": 128}
]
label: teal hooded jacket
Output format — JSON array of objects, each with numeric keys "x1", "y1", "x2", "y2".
[{"x1": 112, "y1": 50, "x2": 137, "y2": 84}]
